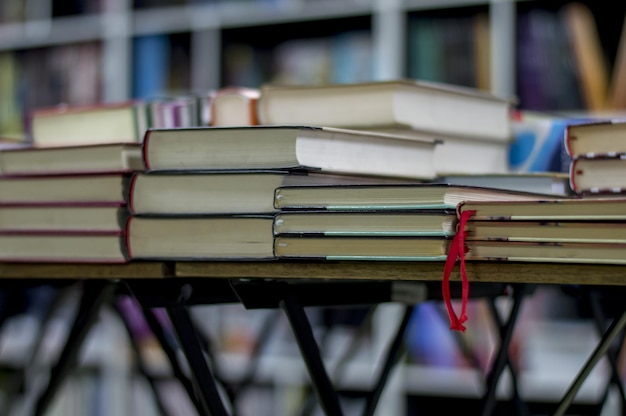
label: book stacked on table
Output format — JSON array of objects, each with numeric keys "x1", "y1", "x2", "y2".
[
  {"x1": 0, "y1": 142, "x2": 143, "y2": 262},
  {"x1": 256, "y1": 79, "x2": 514, "y2": 176},
  {"x1": 564, "y1": 119, "x2": 626, "y2": 194},
  {"x1": 125, "y1": 125, "x2": 443, "y2": 261}
]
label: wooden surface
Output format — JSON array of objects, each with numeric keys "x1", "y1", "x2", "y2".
[
  {"x1": 0, "y1": 261, "x2": 169, "y2": 279},
  {"x1": 0, "y1": 260, "x2": 623, "y2": 286},
  {"x1": 175, "y1": 261, "x2": 626, "y2": 286}
]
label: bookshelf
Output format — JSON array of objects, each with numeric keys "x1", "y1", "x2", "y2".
[
  {"x1": 4, "y1": 0, "x2": 626, "y2": 140},
  {"x1": 0, "y1": 0, "x2": 520, "y2": 139}
]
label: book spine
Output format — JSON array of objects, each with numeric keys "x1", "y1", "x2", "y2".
[
  {"x1": 124, "y1": 216, "x2": 134, "y2": 260},
  {"x1": 569, "y1": 158, "x2": 579, "y2": 192},
  {"x1": 127, "y1": 174, "x2": 139, "y2": 215},
  {"x1": 141, "y1": 131, "x2": 152, "y2": 170}
]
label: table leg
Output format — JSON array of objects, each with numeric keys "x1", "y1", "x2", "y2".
[
  {"x1": 487, "y1": 297, "x2": 531, "y2": 416},
  {"x1": 113, "y1": 301, "x2": 170, "y2": 416},
  {"x1": 480, "y1": 284, "x2": 529, "y2": 416},
  {"x1": 141, "y1": 307, "x2": 205, "y2": 415},
  {"x1": 587, "y1": 290, "x2": 626, "y2": 411},
  {"x1": 362, "y1": 305, "x2": 413, "y2": 416},
  {"x1": 33, "y1": 280, "x2": 116, "y2": 416},
  {"x1": 280, "y1": 292, "x2": 344, "y2": 416},
  {"x1": 166, "y1": 305, "x2": 229, "y2": 416},
  {"x1": 554, "y1": 307, "x2": 626, "y2": 416}
]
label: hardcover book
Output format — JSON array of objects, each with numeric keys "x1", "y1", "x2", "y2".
[
  {"x1": 129, "y1": 171, "x2": 416, "y2": 215},
  {"x1": 273, "y1": 183, "x2": 566, "y2": 211},
  {"x1": 257, "y1": 79, "x2": 512, "y2": 141},
  {"x1": 30, "y1": 101, "x2": 148, "y2": 146},
  {"x1": 0, "y1": 231, "x2": 128, "y2": 263},
  {"x1": 0, "y1": 173, "x2": 131, "y2": 205},
  {"x1": 126, "y1": 216, "x2": 275, "y2": 260},
  {"x1": 141, "y1": 125, "x2": 439, "y2": 180},
  {"x1": 0, "y1": 142, "x2": 143, "y2": 176},
  {"x1": 273, "y1": 211, "x2": 457, "y2": 237}
]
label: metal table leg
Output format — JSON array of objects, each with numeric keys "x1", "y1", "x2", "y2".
[
  {"x1": 33, "y1": 280, "x2": 116, "y2": 416},
  {"x1": 280, "y1": 291, "x2": 343, "y2": 416},
  {"x1": 362, "y1": 305, "x2": 414, "y2": 416},
  {"x1": 167, "y1": 305, "x2": 229, "y2": 416},
  {"x1": 480, "y1": 284, "x2": 529, "y2": 416},
  {"x1": 554, "y1": 307, "x2": 626, "y2": 416}
]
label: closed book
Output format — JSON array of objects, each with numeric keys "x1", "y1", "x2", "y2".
[
  {"x1": 569, "y1": 156, "x2": 626, "y2": 193},
  {"x1": 0, "y1": 173, "x2": 131, "y2": 205},
  {"x1": 465, "y1": 240, "x2": 626, "y2": 265},
  {"x1": 142, "y1": 125, "x2": 439, "y2": 180},
  {"x1": 0, "y1": 142, "x2": 143, "y2": 176},
  {"x1": 257, "y1": 79, "x2": 512, "y2": 141},
  {"x1": 129, "y1": 171, "x2": 414, "y2": 215},
  {"x1": 126, "y1": 216, "x2": 275, "y2": 260},
  {"x1": 565, "y1": 119, "x2": 626, "y2": 157},
  {"x1": 273, "y1": 211, "x2": 456, "y2": 237},
  {"x1": 0, "y1": 231, "x2": 128, "y2": 263},
  {"x1": 30, "y1": 101, "x2": 148, "y2": 146},
  {"x1": 434, "y1": 172, "x2": 573, "y2": 197},
  {"x1": 273, "y1": 236, "x2": 450, "y2": 261},
  {"x1": 457, "y1": 197, "x2": 626, "y2": 221},
  {"x1": 0, "y1": 204, "x2": 128, "y2": 232},
  {"x1": 274, "y1": 183, "x2": 562, "y2": 211},
  {"x1": 464, "y1": 220, "x2": 626, "y2": 243}
]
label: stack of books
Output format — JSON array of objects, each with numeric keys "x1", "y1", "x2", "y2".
[
  {"x1": 564, "y1": 119, "x2": 626, "y2": 193},
  {"x1": 125, "y1": 125, "x2": 444, "y2": 261},
  {"x1": 255, "y1": 79, "x2": 514, "y2": 176},
  {"x1": 0, "y1": 142, "x2": 143, "y2": 262}
]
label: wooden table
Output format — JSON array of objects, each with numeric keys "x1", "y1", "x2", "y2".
[{"x1": 0, "y1": 260, "x2": 624, "y2": 416}]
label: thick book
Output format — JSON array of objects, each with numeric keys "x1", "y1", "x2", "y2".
[
  {"x1": 273, "y1": 211, "x2": 457, "y2": 237},
  {"x1": 126, "y1": 216, "x2": 275, "y2": 260},
  {"x1": 273, "y1": 183, "x2": 564, "y2": 211},
  {"x1": 129, "y1": 171, "x2": 416, "y2": 215},
  {"x1": 273, "y1": 236, "x2": 450, "y2": 261},
  {"x1": 465, "y1": 240, "x2": 626, "y2": 264},
  {"x1": 30, "y1": 101, "x2": 148, "y2": 146},
  {"x1": 565, "y1": 119, "x2": 626, "y2": 157},
  {"x1": 0, "y1": 173, "x2": 130, "y2": 205},
  {"x1": 569, "y1": 156, "x2": 626, "y2": 193},
  {"x1": 457, "y1": 197, "x2": 626, "y2": 221},
  {"x1": 142, "y1": 125, "x2": 439, "y2": 179},
  {"x1": 0, "y1": 231, "x2": 128, "y2": 263},
  {"x1": 0, "y1": 142, "x2": 143, "y2": 176},
  {"x1": 465, "y1": 220, "x2": 626, "y2": 243},
  {"x1": 257, "y1": 79, "x2": 512, "y2": 141},
  {"x1": 0, "y1": 204, "x2": 128, "y2": 232}
]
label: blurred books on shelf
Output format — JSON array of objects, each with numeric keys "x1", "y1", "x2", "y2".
[
  {"x1": 209, "y1": 87, "x2": 260, "y2": 126},
  {"x1": 142, "y1": 125, "x2": 439, "y2": 178}
]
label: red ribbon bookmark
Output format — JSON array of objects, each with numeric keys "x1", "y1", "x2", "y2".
[{"x1": 442, "y1": 209, "x2": 475, "y2": 332}]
